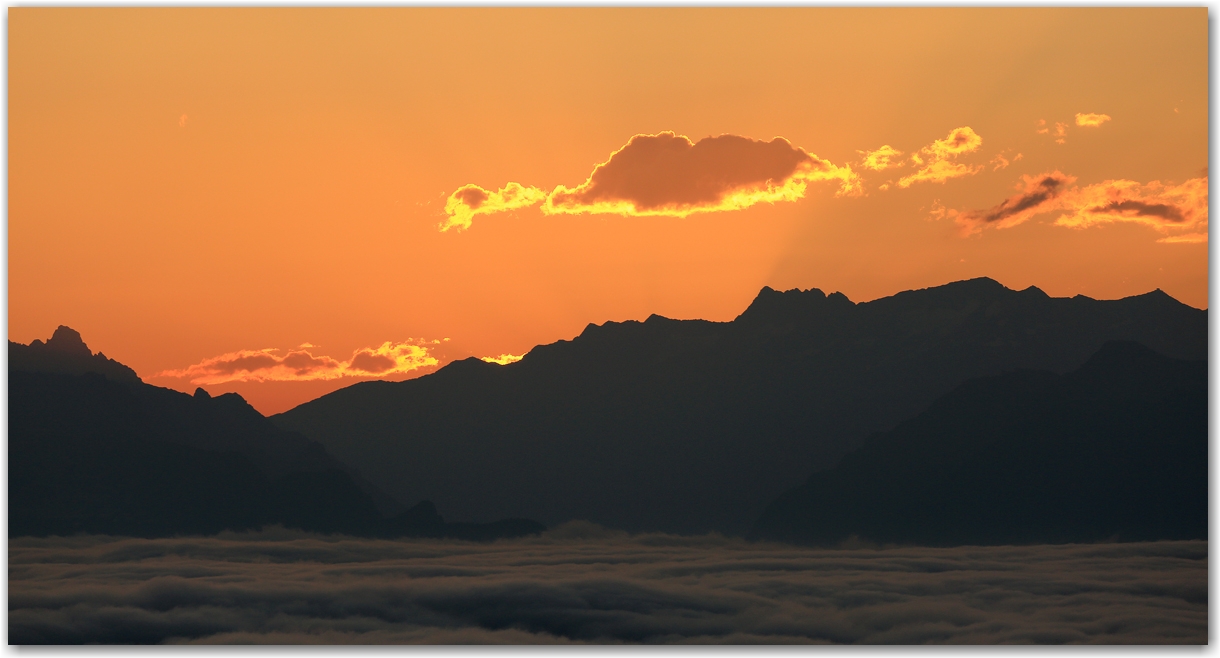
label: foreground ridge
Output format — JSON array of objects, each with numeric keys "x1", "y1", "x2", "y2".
[{"x1": 274, "y1": 278, "x2": 1206, "y2": 536}]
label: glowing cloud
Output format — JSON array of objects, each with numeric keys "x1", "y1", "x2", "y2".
[
  {"x1": 922, "y1": 126, "x2": 983, "y2": 160},
  {"x1": 897, "y1": 127, "x2": 984, "y2": 188},
  {"x1": 989, "y1": 151, "x2": 1022, "y2": 171},
  {"x1": 442, "y1": 132, "x2": 859, "y2": 230},
  {"x1": 1036, "y1": 119, "x2": 1073, "y2": 143},
  {"x1": 545, "y1": 132, "x2": 860, "y2": 216},
  {"x1": 480, "y1": 353, "x2": 524, "y2": 365},
  {"x1": 158, "y1": 341, "x2": 441, "y2": 385},
  {"x1": 953, "y1": 170, "x2": 1208, "y2": 240},
  {"x1": 956, "y1": 171, "x2": 1077, "y2": 232},
  {"x1": 898, "y1": 160, "x2": 984, "y2": 188},
  {"x1": 1053, "y1": 176, "x2": 1208, "y2": 234},
  {"x1": 1075, "y1": 113, "x2": 1112, "y2": 127},
  {"x1": 442, "y1": 182, "x2": 548, "y2": 232},
  {"x1": 1053, "y1": 122, "x2": 1068, "y2": 144},
  {"x1": 859, "y1": 145, "x2": 904, "y2": 171}
]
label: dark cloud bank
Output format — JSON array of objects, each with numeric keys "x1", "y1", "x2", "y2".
[{"x1": 9, "y1": 529, "x2": 1205, "y2": 644}]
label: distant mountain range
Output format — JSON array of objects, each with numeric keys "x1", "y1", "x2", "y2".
[
  {"x1": 272, "y1": 278, "x2": 1207, "y2": 535},
  {"x1": 9, "y1": 327, "x2": 544, "y2": 540},
  {"x1": 749, "y1": 340, "x2": 1207, "y2": 545}
]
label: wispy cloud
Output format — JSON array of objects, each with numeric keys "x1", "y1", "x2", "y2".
[
  {"x1": 1035, "y1": 119, "x2": 1067, "y2": 143},
  {"x1": 442, "y1": 182, "x2": 548, "y2": 232},
  {"x1": 441, "y1": 132, "x2": 859, "y2": 231},
  {"x1": 1054, "y1": 176, "x2": 1208, "y2": 239},
  {"x1": 955, "y1": 171, "x2": 1077, "y2": 231},
  {"x1": 157, "y1": 341, "x2": 442, "y2": 385},
  {"x1": 989, "y1": 151, "x2": 1022, "y2": 171},
  {"x1": 952, "y1": 171, "x2": 1208, "y2": 240},
  {"x1": 897, "y1": 127, "x2": 984, "y2": 188},
  {"x1": 858, "y1": 145, "x2": 904, "y2": 171},
  {"x1": 1053, "y1": 122, "x2": 1068, "y2": 144}
]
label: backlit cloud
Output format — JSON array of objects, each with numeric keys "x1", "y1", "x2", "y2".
[
  {"x1": 441, "y1": 132, "x2": 859, "y2": 230},
  {"x1": 1075, "y1": 113, "x2": 1112, "y2": 127},
  {"x1": 158, "y1": 341, "x2": 441, "y2": 385},
  {"x1": 897, "y1": 127, "x2": 984, "y2": 188},
  {"x1": 480, "y1": 353, "x2": 524, "y2": 365},
  {"x1": 956, "y1": 171, "x2": 1077, "y2": 231},
  {"x1": 442, "y1": 182, "x2": 548, "y2": 232},
  {"x1": 920, "y1": 126, "x2": 983, "y2": 160},
  {"x1": 859, "y1": 145, "x2": 904, "y2": 171},
  {"x1": 544, "y1": 132, "x2": 860, "y2": 216},
  {"x1": 953, "y1": 171, "x2": 1208, "y2": 240},
  {"x1": 1054, "y1": 176, "x2": 1208, "y2": 240}
]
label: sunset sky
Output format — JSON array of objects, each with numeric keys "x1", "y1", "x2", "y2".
[{"x1": 9, "y1": 8, "x2": 1208, "y2": 414}]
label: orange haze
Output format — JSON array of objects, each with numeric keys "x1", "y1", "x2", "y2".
[{"x1": 9, "y1": 8, "x2": 1208, "y2": 414}]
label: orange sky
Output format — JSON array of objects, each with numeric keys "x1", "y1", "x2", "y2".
[{"x1": 9, "y1": 8, "x2": 1208, "y2": 414}]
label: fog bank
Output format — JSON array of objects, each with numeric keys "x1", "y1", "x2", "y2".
[{"x1": 9, "y1": 525, "x2": 1206, "y2": 644}]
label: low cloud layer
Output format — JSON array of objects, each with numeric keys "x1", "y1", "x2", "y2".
[
  {"x1": 897, "y1": 127, "x2": 984, "y2": 188},
  {"x1": 9, "y1": 530, "x2": 1206, "y2": 644},
  {"x1": 442, "y1": 132, "x2": 859, "y2": 231},
  {"x1": 157, "y1": 341, "x2": 442, "y2": 385},
  {"x1": 953, "y1": 171, "x2": 1208, "y2": 241}
]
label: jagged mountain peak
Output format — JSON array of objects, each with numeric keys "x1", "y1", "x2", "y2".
[{"x1": 46, "y1": 325, "x2": 92, "y2": 357}]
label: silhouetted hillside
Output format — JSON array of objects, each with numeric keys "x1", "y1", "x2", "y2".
[
  {"x1": 273, "y1": 278, "x2": 1206, "y2": 535},
  {"x1": 749, "y1": 341, "x2": 1207, "y2": 546},
  {"x1": 10, "y1": 325, "x2": 141, "y2": 384},
  {"x1": 9, "y1": 330, "x2": 544, "y2": 540}
]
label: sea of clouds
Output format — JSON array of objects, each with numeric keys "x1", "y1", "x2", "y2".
[{"x1": 9, "y1": 524, "x2": 1206, "y2": 644}]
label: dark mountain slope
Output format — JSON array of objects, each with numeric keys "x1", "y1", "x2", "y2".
[
  {"x1": 10, "y1": 325, "x2": 141, "y2": 384},
  {"x1": 749, "y1": 341, "x2": 1207, "y2": 546},
  {"x1": 273, "y1": 278, "x2": 1206, "y2": 535},
  {"x1": 9, "y1": 331, "x2": 544, "y2": 540}
]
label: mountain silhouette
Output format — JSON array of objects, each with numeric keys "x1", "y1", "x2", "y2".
[
  {"x1": 10, "y1": 325, "x2": 141, "y2": 384},
  {"x1": 749, "y1": 341, "x2": 1207, "y2": 545},
  {"x1": 272, "y1": 278, "x2": 1206, "y2": 535},
  {"x1": 9, "y1": 330, "x2": 544, "y2": 540}
]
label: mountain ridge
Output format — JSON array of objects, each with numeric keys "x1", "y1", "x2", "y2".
[
  {"x1": 273, "y1": 277, "x2": 1206, "y2": 535},
  {"x1": 9, "y1": 330, "x2": 545, "y2": 540},
  {"x1": 749, "y1": 339, "x2": 1207, "y2": 545}
]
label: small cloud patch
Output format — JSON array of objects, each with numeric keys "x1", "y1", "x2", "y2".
[
  {"x1": 1075, "y1": 113, "x2": 1112, "y2": 127},
  {"x1": 897, "y1": 127, "x2": 984, "y2": 188}
]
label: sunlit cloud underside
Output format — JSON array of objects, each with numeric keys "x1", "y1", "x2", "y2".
[
  {"x1": 157, "y1": 341, "x2": 443, "y2": 385},
  {"x1": 442, "y1": 132, "x2": 860, "y2": 232},
  {"x1": 948, "y1": 171, "x2": 1208, "y2": 241}
]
